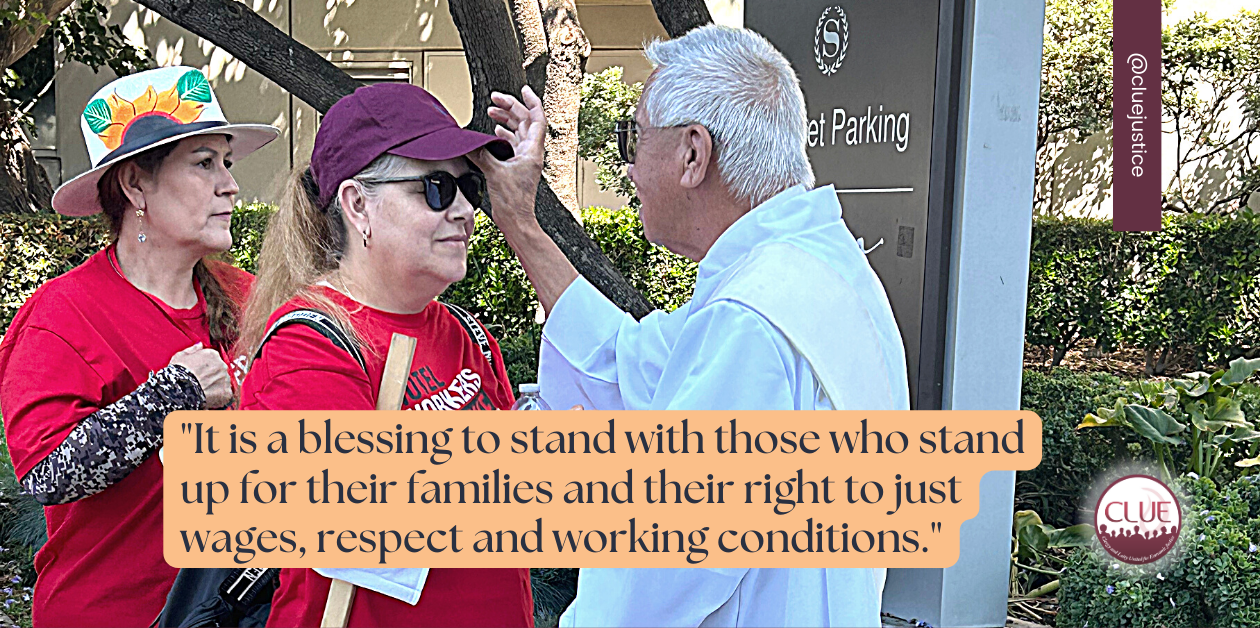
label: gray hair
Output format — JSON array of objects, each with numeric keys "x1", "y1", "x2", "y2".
[
  {"x1": 324, "y1": 153, "x2": 412, "y2": 260},
  {"x1": 329, "y1": 153, "x2": 413, "y2": 221},
  {"x1": 641, "y1": 25, "x2": 814, "y2": 207}
]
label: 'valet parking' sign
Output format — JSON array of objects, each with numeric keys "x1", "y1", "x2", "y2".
[{"x1": 747, "y1": 0, "x2": 961, "y2": 408}]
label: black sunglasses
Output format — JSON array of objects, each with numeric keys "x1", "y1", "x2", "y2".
[
  {"x1": 614, "y1": 119, "x2": 697, "y2": 164},
  {"x1": 614, "y1": 119, "x2": 640, "y2": 164},
  {"x1": 360, "y1": 171, "x2": 486, "y2": 211}
]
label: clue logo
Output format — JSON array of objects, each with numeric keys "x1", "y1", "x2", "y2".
[
  {"x1": 814, "y1": 5, "x2": 849, "y2": 76},
  {"x1": 1095, "y1": 474, "x2": 1181, "y2": 565}
]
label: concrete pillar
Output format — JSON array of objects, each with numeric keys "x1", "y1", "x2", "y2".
[{"x1": 879, "y1": 0, "x2": 1044, "y2": 625}]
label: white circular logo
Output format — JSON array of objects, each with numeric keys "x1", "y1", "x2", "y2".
[
  {"x1": 1095, "y1": 474, "x2": 1181, "y2": 565},
  {"x1": 814, "y1": 6, "x2": 849, "y2": 76}
]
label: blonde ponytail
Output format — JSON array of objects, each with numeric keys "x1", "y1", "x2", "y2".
[{"x1": 239, "y1": 155, "x2": 410, "y2": 361}]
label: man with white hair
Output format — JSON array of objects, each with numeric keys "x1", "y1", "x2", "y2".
[{"x1": 475, "y1": 24, "x2": 909, "y2": 627}]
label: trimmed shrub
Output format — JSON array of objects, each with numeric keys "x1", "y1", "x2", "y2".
[
  {"x1": 1027, "y1": 214, "x2": 1260, "y2": 371},
  {"x1": 582, "y1": 206, "x2": 696, "y2": 313},
  {"x1": 226, "y1": 202, "x2": 274, "y2": 274},
  {"x1": 500, "y1": 325, "x2": 542, "y2": 387}
]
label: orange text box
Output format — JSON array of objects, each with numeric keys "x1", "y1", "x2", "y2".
[{"x1": 163, "y1": 410, "x2": 1041, "y2": 568}]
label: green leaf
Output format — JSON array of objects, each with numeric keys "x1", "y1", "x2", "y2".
[
  {"x1": 1079, "y1": 411, "x2": 1125, "y2": 429},
  {"x1": 1189, "y1": 401, "x2": 1209, "y2": 431},
  {"x1": 1186, "y1": 376, "x2": 1211, "y2": 398},
  {"x1": 1045, "y1": 524, "x2": 1094, "y2": 548},
  {"x1": 1235, "y1": 456, "x2": 1260, "y2": 468},
  {"x1": 83, "y1": 98, "x2": 112, "y2": 134},
  {"x1": 1013, "y1": 510, "x2": 1044, "y2": 532},
  {"x1": 1123, "y1": 405, "x2": 1186, "y2": 445},
  {"x1": 1204, "y1": 396, "x2": 1247, "y2": 428},
  {"x1": 1222, "y1": 357, "x2": 1260, "y2": 386},
  {"x1": 1017, "y1": 522, "x2": 1051, "y2": 561},
  {"x1": 177, "y1": 70, "x2": 212, "y2": 103},
  {"x1": 1079, "y1": 400, "x2": 1128, "y2": 429},
  {"x1": 1227, "y1": 426, "x2": 1260, "y2": 442}
]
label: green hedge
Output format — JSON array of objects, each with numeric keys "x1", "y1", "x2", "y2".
[
  {"x1": 11, "y1": 208, "x2": 1260, "y2": 375},
  {"x1": 1027, "y1": 214, "x2": 1260, "y2": 371}
]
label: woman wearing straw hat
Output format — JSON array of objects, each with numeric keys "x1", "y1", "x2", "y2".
[
  {"x1": 0, "y1": 66, "x2": 277, "y2": 627},
  {"x1": 237, "y1": 82, "x2": 545, "y2": 626}
]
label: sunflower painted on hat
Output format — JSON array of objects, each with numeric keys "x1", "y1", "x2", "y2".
[
  {"x1": 84, "y1": 70, "x2": 211, "y2": 150},
  {"x1": 53, "y1": 66, "x2": 279, "y2": 216}
]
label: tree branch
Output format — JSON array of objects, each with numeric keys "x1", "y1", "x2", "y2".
[
  {"x1": 0, "y1": 0, "x2": 76, "y2": 70},
  {"x1": 1182, "y1": 127, "x2": 1258, "y2": 164},
  {"x1": 648, "y1": 0, "x2": 712, "y2": 38},
  {"x1": 448, "y1": 0, "x2": 652, "y2": 317},
  {"x1": 133, "y1": 0, "x2": 362, "y2": 114}
]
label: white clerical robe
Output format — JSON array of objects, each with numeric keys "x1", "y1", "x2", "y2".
[{"x1": 540, "y1": 185, "x2": 910, "y2": 627}]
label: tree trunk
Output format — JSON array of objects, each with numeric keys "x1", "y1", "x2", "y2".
[
  {"x1": 0, "y1": 0, "x2": 79, "y2": 213},
  {"x1": 0, "y1": 131, "x2": 55, "y2": 213},
  {"x1": 649, "y1": 0, "x2": 713, "y2": 37},
  {"x1": 133, "y1": 0, "x2": 362, "y2": 114},
  {"x1": 137, "y1": 0, "x2": 653, "y2": 318},
  {"x1": 508, "y1": 0, "x2": 549, "y2": 100},
  {"x1": 0, "y1": 103, "x2": 54, "y2": 213},
  {"x1": 538, "y1": 0, "x2": 588, "y2": 214},
  {"x1": 448, "y1": 0, "x2": 652, "y2": 317},
  {"x1": 508, "y1": 0, "x2": 590, "y2": 217}
]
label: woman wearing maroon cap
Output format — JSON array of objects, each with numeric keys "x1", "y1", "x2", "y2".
[{"x1": 238, "y1": 83, "x2": 547, "y2": 626}]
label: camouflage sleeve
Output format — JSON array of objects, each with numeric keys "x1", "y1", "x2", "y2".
[{"x1": 20, "y1": 364, "x2": 206, "y2": 506}]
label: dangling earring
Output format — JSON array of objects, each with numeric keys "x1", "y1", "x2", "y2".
[
  {"x1": 136, "y1": 208, "x2": 147, "y2": 243},
  {"x1": 361, "y1": 226, "x2": 370, "y2": 248}
]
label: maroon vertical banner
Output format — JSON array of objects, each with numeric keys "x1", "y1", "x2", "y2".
[{"x1": 1113, "y1": 0, "x2": 1162, "y2": 231}]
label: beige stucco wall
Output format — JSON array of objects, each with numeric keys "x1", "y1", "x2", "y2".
[{"x1": 50, "y1": 0, "x2": 744, "y2": 208}]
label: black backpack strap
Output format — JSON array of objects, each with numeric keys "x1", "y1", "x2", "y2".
[
  {"x1": 443, "y1": 303, "x2": 494, "y2": 371},
  {"x1": 220, "y1": 567, "x2": 280, "y2": 613},
  {"x1": 254, "y1": 309, "x2": 367, "y2": 374}
]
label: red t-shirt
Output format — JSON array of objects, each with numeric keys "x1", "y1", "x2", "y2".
[
  {"x1": 0, "y1": 247, "x2": 252, "y2": 628},
  {"x1": 241, "y1": 288, "x2": 532, "y2": 628}
]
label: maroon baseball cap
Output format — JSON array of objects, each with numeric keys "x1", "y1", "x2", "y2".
[{"x1": 310, "y1": 83, "x2": 513, "y2": 207}]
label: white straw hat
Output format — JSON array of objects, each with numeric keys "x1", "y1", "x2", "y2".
[{"x1": 52, "y1": 65, "x2": 279, "y2": 216}]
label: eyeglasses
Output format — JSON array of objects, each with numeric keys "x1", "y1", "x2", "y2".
[
  {"x1": 614, "y1": 119, "x2": 696, "y2": 164},
  {"x1": 359, "y1": 171, "x2": 486, "y2": 211}
]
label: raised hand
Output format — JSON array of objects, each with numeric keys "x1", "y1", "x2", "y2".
[{"x1": 469, "y1": 85, "x2": 547, "y2": 231}]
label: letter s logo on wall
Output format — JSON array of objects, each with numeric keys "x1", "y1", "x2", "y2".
[{"x1": 814, "y1": 6, "x2": 849, "y2": 76}]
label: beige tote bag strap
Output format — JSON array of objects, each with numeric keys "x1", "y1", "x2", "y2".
[
  {"x1": 321, "y1": 578, "x2": 358, "y2": 627},
  {"x1": 376, "y1": 333, "x2": 418, "y2": 411},
  {"x1": 320, "y1": 333, "x2": 418, "y2": 627}
]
